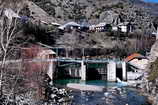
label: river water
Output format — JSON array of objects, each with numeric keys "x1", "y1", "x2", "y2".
[{"x1": 54, "y1": 79, "x2": 150, "y2": 105}]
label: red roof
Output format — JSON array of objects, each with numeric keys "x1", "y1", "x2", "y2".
[{"x1": 125, "y1": 53, "x2": 145, "y2": 62}]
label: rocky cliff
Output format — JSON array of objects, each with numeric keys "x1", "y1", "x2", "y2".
[{"x1": 141, "y1": 40, "x2": 158, "y2": 105}]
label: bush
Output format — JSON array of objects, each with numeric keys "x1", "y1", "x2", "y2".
[{"x1": 148, "y1": 59, "x2": 158, "y2": 81}]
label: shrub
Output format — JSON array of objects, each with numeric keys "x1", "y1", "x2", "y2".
[{"x1": 148, "y1": 59, "x2": 158, "y2": 81}]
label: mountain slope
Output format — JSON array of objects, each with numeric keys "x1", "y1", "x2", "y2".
[{"x1": 20, "y1": 0, "x2": 156, "y2": 56}]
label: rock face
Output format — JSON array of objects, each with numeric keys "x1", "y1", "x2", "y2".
[
  {"x1": 149, "y1": 40, "x2": 158, "y2": 62},
  {"x1": 141, "y1": 40, "x2": 158, "y2": 105}
]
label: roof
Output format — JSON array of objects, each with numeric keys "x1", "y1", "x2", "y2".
[
  {"x1": 37, "y1": 50, "x2": 56, "y2": 56},
  {"x1": 125, "y1": 53, "x2": 146, "y2": 62},
  {"x1": 58, "y1": 22, "x2": 81, "y2": 30},
  {"x1": 51, "y1": 22, "x2": 61, "y2": 26},
  {"x1": 95, "y1": 22, "x2": 106, "y2": 27},
  {"x1": 118, "y1": 22, "x2": 129, "y2": 26}
]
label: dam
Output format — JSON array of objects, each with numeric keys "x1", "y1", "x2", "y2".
[{"x1": 51, "y1": 58, "x2": 127, "y2": 82}]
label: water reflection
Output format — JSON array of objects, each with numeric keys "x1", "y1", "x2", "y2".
[
  {"x1": 54, "y1": 79, "x2": 117, "y2": 87},
  {"x1": 54, "y1": 79, "x2": 149, "y2": 105}
]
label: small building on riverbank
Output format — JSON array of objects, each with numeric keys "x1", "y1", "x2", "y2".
[
  {"x1": 125, "y1": 53, "x2": 148, "y2": 70},
  {"x1": 21, "y1": 45, "x2": 56, "y2": 99}
]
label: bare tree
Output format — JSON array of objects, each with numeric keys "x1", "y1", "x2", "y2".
[{"x1": 0, "y1": 0, "x2": 27, "y2": 104}]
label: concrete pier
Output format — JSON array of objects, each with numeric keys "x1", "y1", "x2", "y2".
[
  {"x1": 107, "y1": 61, "x2": 116, "y2": 82},
  {"x1": 47, "y1": 59, "x2": 57, "y2": 85},
  {"x1": 47, "y1": 59, "x2": 54, "y2": 80},
  {"x1": 122, "y1": 62, "x2": 127, "y2": 81},
  {"x1": 80, "y1": 61, "x2": 86, "y2": 81},
  {"x1": 68, "y1": 68, "x2": 72, "y2": 76},
  {"x1": 55, "y1": 59, "x2": 127, "y2": 82},
  {"x1": 75, "y1": 69, "x2": 78, "y2": 77}
]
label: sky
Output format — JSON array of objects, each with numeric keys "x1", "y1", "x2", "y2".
[{"x1": 144, "y1": 0, "x2": 158, "y2": 3}]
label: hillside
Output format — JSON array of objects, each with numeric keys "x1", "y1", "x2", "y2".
[
  {"x1": 0, "y1": 0, "x2": 158, "y2": 104},
  {"x1": 31, "y1": 0, "x2": 155, "y2": 24},
  {"x1": 16, "y1": 0, "x2": 155, "y2": 57},
  {"x1": 0, "y1": 0, "x2": 156, "y2": 57}
]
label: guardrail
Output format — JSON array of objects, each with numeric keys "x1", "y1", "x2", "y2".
[{"x1": 0, "y1": 58, "x2": 123, "y2": 64}]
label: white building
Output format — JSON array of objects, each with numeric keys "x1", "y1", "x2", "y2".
[
  {"x1": 89, "y1": 22, "x2": 112, "y2": 32},
  {"x1": 117, "y1": 22, "x2": 133, "y2": 33},
  {"x1": 112, "y1": 26, "x2": 118, "y2": 31}
]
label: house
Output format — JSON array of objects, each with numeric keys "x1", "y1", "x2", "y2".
[
  {"x1": 125, "y1": 53, "x2": 148, "y2": 70},
  {"x1": 79, "y1": 25, "x2": 89, "y2": 32},
  {"x1": 58, "y1": 22, "x2": 81, "y2": 31},
  {"x1": 89, "y1": 22, "x2": 112, "y2": 32},
  {"x1": 118, "y1": 22, "x2": 128, "y2": 33},
  {"x1": 95, "y1": 22, "x2": 107, "y2": 32},
  {"x1": 21, "y1": 45, "x2": 56, "y2": 99},
  {"x1": 117, "y1": 22, "x2": 133, "y2": 33},
  {"x1": 152, "y1": 27, "x2": 158, "y2": 40},
  {"x1": 21, "y1": 46, "x2": 56, "y2": 79},
  {"x1": 89, "y1": 25, "x2": 96, "y2": 31},
  {"x1": 112, "y1": 26, "x2": 118, "y2": 31},
  {"x1": 79, "y1": 21, "x2": 90, "y2": 32}
]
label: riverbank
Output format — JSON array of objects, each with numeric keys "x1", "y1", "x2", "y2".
[
  {"x1": 145, "y1": 94, "x2": 155, "y2": 105},
  {"x1": 140, "y1": 90, "x2": 157, "y2": 105}
]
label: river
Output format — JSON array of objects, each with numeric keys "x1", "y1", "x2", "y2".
[{"x1": 54, "y1": 79, "x2": 150, "y2": 105}]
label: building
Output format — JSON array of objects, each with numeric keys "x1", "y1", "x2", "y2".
[
  {"x1": 112, "y1": 26, "x2": 118, "y2": 31},
  {"x1": 21, "y1": 45, "x2": 56, "y2": 99},
  {"x1": 117, "y1": 22, "x2": 133, "y2": 33},
  {"x1": 125, "y1": 53, "x2": 148, "y2": 70},
  {"x1": 79, "y1": 25, "x2": 89, "y2": 32},
  {"x1": 89, "y1": 22, "x2": 112, "y2": 32},
  {"x1": 152, "y1": 27, "x2": 158, "y2": 40},
  {"x1": 58, "y1": 21, "x2": 81, "y2": 31}
]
